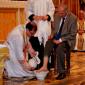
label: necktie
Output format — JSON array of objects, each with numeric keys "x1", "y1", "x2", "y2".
[
  {"x1": 54, "y1": 17, "x2": 65, "y2": 40},
  {"x1": 59, "y1": 17, "x2": 65, "y2": 34}
]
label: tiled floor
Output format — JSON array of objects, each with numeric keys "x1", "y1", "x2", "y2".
[{"x1": 1, "y1": 52, "x2": 85, "y2": 85}]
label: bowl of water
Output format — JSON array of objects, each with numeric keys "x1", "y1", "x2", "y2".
[{"x1": 34, "y1": 71, "x2": 49, "y2": 80}]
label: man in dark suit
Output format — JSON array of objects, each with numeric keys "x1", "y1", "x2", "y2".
[{"x1": 36, "y1": 4, "x2": 77, "y2": 80}]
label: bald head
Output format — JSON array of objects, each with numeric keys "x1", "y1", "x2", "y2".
[{"x1": 57, "y1": 4, "x2": 68, "y2": 18}]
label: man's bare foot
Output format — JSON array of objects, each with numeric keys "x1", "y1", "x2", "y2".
[{"x1": 35, "y1": 66, "x2": 48, "y2": 72}]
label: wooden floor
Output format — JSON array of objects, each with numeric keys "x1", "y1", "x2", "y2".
[{"x1": 1, "y1": 52, "x2": 85, "y2": 85}]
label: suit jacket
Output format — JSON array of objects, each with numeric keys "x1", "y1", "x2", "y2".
[{"x1": 53, "y1": 12, "x2": 77, "y2": 50}]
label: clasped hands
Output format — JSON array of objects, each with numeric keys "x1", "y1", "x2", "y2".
[
  {"x1": 33, "y1": 15, "x2": 48, "y2": 21},
  {"x1": 48, "y1": 35, "x2": 61, "y2": 45},
  {"x1": 53, "y1": 39, "x2": 61, "y2": 45},
  {"x1": 78, "y1": 29, "x2": 85, "y2": 35}
]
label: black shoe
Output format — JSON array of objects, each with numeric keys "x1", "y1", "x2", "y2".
[{"x1": 56, "y1": 73, "x2": 66, "y2": 80}]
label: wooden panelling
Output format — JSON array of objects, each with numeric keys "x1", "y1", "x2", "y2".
[
  {"x1": 67, "y1": 0, "x2": 79, "y2": 17},
  {"x1": 53, "y1": 0, "x2": 80, "y2": 16},
  {"x1": 53, "y1": 0, "x2": 60, "y2": 7},
  {"x1": 20, "y1": 9, "x2": 26, "y2": 24},
  {"x1": 0, "y1": 9, "x2": 16, "y2": 41},
  {"x1": 0, "y1": 8, "x2": 25, "y2": 41},
  {"x1": 0, "y1": 1, "x2": 26, "y2": 42}
]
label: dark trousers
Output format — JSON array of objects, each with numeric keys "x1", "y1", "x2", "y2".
[
  {"x1": 55, "y1": 42, "x2": 70, "y2": 73},
  {"x1": 29, "y1": 36, "x2": 44, "y2": 69},
  {"x1": 44, "y1": 39, "x2": 70, "y2": 73}
]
